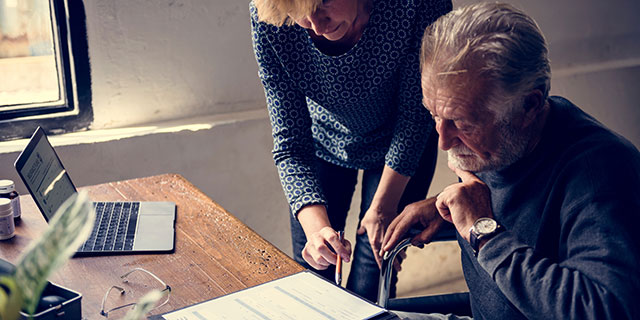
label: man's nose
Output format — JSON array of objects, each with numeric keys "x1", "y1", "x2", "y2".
[
  {"x1": 307, "y1": 10, "x2": 330, "y2": 34},
  {"x1": 436, "y1": 119, "x2": 459, "y2": 151}
]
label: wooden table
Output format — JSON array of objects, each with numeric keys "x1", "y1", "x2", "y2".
[{"x1": 0, "y1": 174, "x2": 304, "y2": 319}]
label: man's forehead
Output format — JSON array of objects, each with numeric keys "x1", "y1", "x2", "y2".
[
  {"x1": 424, "y1": 89, "x2": 471, "y2": 118},
  {"x1": 421, "y1": 77, "x2": 472, "y2": 107},
  {"x1": 421, "y1": 73, "x2": 492, "y2": 119},
  {"x1": 423, "y1": 69, "x2": 485, "y2": 92}
]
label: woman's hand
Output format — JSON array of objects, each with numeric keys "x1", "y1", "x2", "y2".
[
  {"x1": 360, "y1": 166, "x2": 411, "y2": 269},
  {"x1": 302, "y1": 226, "x2": 351, "y2": 270},
  {"x1": 297, "y1": 204, "x2": 351, "y2": 270},
  {"x1": 357, "y1": 205, "x2": 396, "y2": 269}
]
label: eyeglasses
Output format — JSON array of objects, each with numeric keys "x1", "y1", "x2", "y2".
[{"x1": 100, "y1": 268, "x2": 171, "y2": 318}]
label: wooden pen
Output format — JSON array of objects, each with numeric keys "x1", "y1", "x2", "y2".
[{"x1": 335, "y1": 230, "x2": 343, "y2": 286}]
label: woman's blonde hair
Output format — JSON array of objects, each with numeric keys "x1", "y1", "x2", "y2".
[{"x1": 254, "y1": 0, "x2": 322, "y2": 26}]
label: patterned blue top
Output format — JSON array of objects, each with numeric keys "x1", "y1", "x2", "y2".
[{"x1": 250, "y1": 0, "x2": 451, "y2": 216}]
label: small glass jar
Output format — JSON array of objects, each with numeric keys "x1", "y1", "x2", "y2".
[
  {"x1": 0, "y1": 179, "x2": 21, "y2": 220},
  {"x1": 0, "y1": 198, "x2": 15, "y2": 240}
]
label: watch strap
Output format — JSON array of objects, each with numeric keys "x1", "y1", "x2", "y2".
[{"x1": 470, "y1": 223, "x2": 503, "y2": 256}]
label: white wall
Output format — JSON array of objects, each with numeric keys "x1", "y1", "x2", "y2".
[
  {"x1": 0, "y1": 0, "x2": 638, "y2": 259},
  {"x1": 85, "y1": 0, "x2": 266, "y2": 128}
]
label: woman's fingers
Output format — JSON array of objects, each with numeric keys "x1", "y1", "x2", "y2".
[
  {"x1": 302, "y1": 228, "x2": 352, "y2": 270},
  {"x1": 302, "y1": 244, "x2": 331, "y2": 270}
]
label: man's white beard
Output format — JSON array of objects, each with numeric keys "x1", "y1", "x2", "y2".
[{"x1": 448, "y1": 119, "x2": 531, "y2": 172}]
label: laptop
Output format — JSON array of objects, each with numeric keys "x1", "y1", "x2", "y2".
[{"x1": 14, "y1": 127, "x2": 176, "y2": 256}]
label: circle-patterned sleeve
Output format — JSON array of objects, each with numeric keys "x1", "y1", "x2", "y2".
[
  {"x1": 384, "y1": 0, "x2": 451, "y2": 176},
  {"x1": 250, "y1": 3, "x2": 327, "y2": 217}
]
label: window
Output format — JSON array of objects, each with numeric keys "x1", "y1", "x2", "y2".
[{"x1": 0, "y1": 0, "x2": 91, "y2": 140}]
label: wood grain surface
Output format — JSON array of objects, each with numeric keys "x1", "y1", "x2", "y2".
[{"x1": 0, "y1": 173, "x2": 303, "y2": 319}]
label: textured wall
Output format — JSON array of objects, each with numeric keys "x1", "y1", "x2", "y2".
[
  {"x1": 84, "y1": 0, "x2": 266, "y2": 129},
  {"x1": 80, "y1": 0, "x2": 639, "y2": 144}
]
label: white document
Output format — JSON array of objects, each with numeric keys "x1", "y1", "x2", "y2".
[{"x1": 162, "y1": 271, "x2": 387, "y2": 320}]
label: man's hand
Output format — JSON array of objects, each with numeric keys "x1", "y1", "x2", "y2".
[
  {"x1": 381, "y1": 197, "x2": 444, "y2": 256},
  {"x1": 435, "y1": 163, "x2": 493, "y2": 242},
  {"x1": 357, "y1": 206, "x2": 395, "y2": 269},
  {"x1": 302, "y1": 226, "x2": 352, "y2": 270}
]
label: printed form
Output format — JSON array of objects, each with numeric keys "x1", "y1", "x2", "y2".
[{"x1": 162, "y1": 271, "x2": 387, "y2": 320}]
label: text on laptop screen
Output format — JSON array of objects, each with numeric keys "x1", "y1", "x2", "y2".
[{"x1": 18, "y1": 136, "x2": 76, "y2": 221}]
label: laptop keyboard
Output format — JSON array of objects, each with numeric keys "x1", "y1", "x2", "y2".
[{"x1": 79, "y1": 202, "x2": 139, "y2": 252}]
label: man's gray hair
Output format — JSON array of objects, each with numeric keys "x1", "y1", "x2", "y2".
[{"x1": 420, "y1": 2, "x2": 551, "y2": 118}]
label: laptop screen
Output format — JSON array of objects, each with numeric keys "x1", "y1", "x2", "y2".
[{"x1": 15, "y1": 127, "x2": 77, "y2": 222}]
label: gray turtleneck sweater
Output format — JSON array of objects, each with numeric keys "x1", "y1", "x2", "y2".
[{"x1": 462, "y1": 96, "x2": 640, "y2": 319}]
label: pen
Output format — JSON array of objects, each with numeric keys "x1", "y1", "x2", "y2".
[{"x1": 335, "y1": 231, "x2": 343, "y2": 286}]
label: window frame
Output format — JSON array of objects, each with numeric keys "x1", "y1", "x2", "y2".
[{"x1": 0, "y1": 0, "x2": 92, "y2": 141}]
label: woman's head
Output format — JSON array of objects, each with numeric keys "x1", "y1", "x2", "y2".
[
  {"x1": 255, "y1": 0, "x2": 366, "y2": 41},
  {"x1": 254, "y1": 0, "x2": 321, "y2": 27}
]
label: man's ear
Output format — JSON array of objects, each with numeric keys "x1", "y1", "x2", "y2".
[{"x1": 522, "y1": 89, "x2": 545, "y2": 127}]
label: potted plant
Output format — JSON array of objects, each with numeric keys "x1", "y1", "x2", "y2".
[{"x1": 0, "y1": 191, "x2": 163, "y2": 320}]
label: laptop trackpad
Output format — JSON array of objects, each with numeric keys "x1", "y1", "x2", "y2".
[{"x1": 133, "y1": 202, "x2": 175, "y2": 251}]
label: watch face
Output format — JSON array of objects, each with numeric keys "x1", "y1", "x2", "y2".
[{"x1": 474, "y1": 218, "x2": 497, "y2": 234}]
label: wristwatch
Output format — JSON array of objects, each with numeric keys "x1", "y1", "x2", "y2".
[{"x1": 469, "y1": 217, "x2": 503, "y2": 255}]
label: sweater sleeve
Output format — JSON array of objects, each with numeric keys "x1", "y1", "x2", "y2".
[
  {"x1": 384, "y1": 0, "x2": 451, "y2": 176},
  {"x1": 250, "y1": 4, "x2": 326, "y2": 217},
  {"x1": 477, "y1": 154, "x2": 640, "y2": 319}
]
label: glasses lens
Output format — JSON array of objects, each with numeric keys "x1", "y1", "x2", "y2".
[
  {"x1": 102, "y1": 304, "x2": 134, "y2": 319},
  {"x1": 102, "y1": 269, "x2": 169, "y2": 318}
]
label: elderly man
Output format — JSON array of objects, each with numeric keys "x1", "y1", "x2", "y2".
[{"x1": 382, "y1": 2, "x2": 640, "y2": 319}]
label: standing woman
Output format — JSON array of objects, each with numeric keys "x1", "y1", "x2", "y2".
[{"x1": 250, "y1": 0, "x2": 451, "y2": 302}]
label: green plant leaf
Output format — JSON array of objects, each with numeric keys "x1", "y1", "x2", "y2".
[
  {"x1": 0, "y1": 276, "x2": 23, "y2": 320},
  {"x1": 122, "y1": 290, "x2": 164, "y2": 320},
  {"x1": 13, "y1": 191, "x2": 95, "y2": 315}
]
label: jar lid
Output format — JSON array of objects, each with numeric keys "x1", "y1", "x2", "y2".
[
  {"x1": 0, "y1": 198, "x2": 11, "y2": 213},
  {"x1": 0, "y1": 180, "x2": 15, "y2": 193}
]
